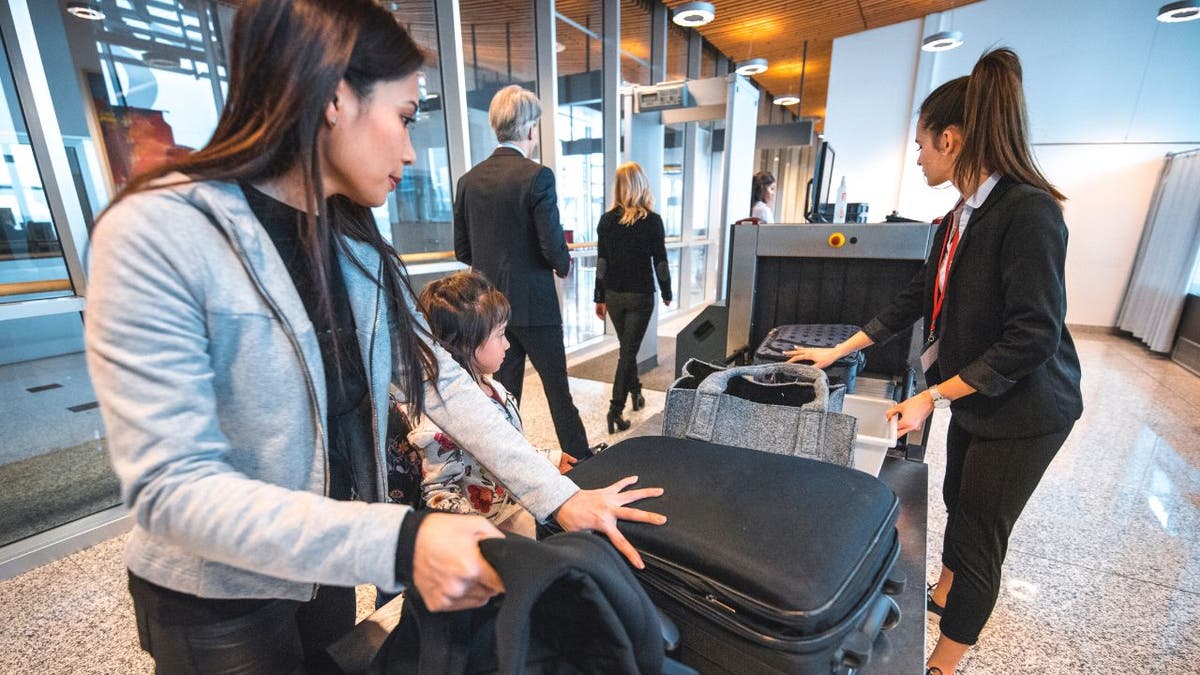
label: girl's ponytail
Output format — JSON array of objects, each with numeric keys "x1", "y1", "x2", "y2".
[{"x1": 957, "y1": 48, "x2": 1065, "y2": 201}]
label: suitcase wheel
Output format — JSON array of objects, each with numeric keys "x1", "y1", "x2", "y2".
[{"x1": 882, "y1": 595, "x2": 901, "y2": 632}]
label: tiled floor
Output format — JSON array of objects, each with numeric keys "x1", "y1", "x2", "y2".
[{"x1": 1, "y1": 332, "x2": 1197, "y2": 674}]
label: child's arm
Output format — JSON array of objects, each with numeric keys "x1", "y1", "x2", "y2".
[{"x1": 410, "y1": 427, "x2": 473, "y2": 514}]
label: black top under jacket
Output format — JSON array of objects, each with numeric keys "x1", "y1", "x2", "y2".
[
  {"x1": 863, "y1": 177, "x2": 1083, "y2": 439},
  {"x1": 453, "y1": 147, "x2": 572, "y2": 327},
  {"x1": 593, "y1": 207, "x2": 673, "y2": 304}
]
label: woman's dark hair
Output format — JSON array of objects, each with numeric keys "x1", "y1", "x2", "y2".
[
  {"x1": 751, "y1": 171, "x2": 776, "y2": 209},
  {"x1": 418, "y1": 272, "x2": 510, "y2": 384},
  {"x1": 918, "y1": 48, "x2": 1064, "y2": 201},
  {"x1": 106, "y1": 0, "x2": 438, "y2": 414}
]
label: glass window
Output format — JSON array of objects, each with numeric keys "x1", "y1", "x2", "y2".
[
  {"x1": 0, "y1": 314, "x2": 110, "y2": 548},
  {"x1": 665, "y1": 24, "x2": 688, "y2": 82},
  {"x1": 702, "y1": 43, "x2": 718, "y2": 79},
  {"x1": 620, "y1": 0, "x2": 651, "y2": 86},
  {"x1": 665, "y1": 247, "x2": 681, "y2": 313},
  {"x1": 380, "y1": 2, "x2": 453, "y2": 255},
  {"x1": 563, "y1": 252, "x2": 604, "y2": 345},
  {"x1": 460, "y1": 0, "x2": 537, "y2": 167},
  {"x1": 662, "y1": 124, "x2": 684, "y2": 238},
  {"x1": 689, "y1": 245, "x2": 708, "y2": 308},
  {"x1": 555, "y1": 3, "x2": 604, "y2": 246}
]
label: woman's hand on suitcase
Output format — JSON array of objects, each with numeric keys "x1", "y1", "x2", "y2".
[
  {"x1": 886, "y1": 394, "x2": 934, "y2": 436},
  {"x1": 784, "y1": 345, "x2": 841, "y2": 369},
  {"x1": 554, "y1": 476, "x2": 666, "y2": 569},
  {"x1": 412, "y1": 512, "x2": 506, "y2": 611}
]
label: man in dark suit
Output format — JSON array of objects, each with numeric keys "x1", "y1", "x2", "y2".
[{"x1": 453, "y1": 85, "x2": 591, "y2": 459}]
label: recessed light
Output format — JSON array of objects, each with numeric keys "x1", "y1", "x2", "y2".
[
  {"x1": 66, "y1": 1, "x2": 104, "y2": 20},
  {"x1": 673, "y1": 2, "x2": 715, "y2": 27},
  {"x1": 735, "y1": 58, "x2": 768, "y2": 76},
  {"x1": 921, "y1": 30, "x2": 964, "y2": 52},
  {"x1": 1158, "y1": 0, "x2": 1200, "y2": 22},
  {"x1": 772, "y1": 95, "x2": 800, "y2": 106}
]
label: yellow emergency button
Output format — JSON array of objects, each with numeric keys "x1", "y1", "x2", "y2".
[{"x1": 828, "y1": 232, "x2": 846, "y2": 248}]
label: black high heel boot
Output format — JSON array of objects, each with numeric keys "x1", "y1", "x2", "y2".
[
  {"x1": 606, "y1": 408, "x2": 631, "y2": 434},
  {"x1": 630, "y1": 384, "x2": 645, "y2": 411}
]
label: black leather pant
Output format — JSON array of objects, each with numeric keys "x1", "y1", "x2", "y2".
[
  {"x1": 129, "y1": 573, "x2": 354, "y2": 674},
  {"x1": 938, "y1": 419, "x2": 1072, "y2": 645},
  {"x1": 496, "y1": 323, "x2": 590, "y2": 458},
  {"x1": 605, "y1": 291, "x2": 654, "y2": 412}
]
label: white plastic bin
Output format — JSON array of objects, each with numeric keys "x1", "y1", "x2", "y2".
[{"x1": 842, "y1": 394, "x2": 899, "y2": 476}]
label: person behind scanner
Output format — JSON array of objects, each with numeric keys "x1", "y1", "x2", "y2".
[
  {"x1": 84, "y1": 0, "x2": 665, "y2": 671},
  {"x1": 784, "y1": 48, "x2": 1082, "y2": 675}
]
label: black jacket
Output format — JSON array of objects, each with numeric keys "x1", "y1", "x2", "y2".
[
  {"x1": 371, "y1": 532, "x2": 665, "y2": 675},
  {"x1": 593, "y1": 208, "x2": 673, "y2": 304},
  {"x1": 454, "y1": 147, "x2": 572, "y2": 327},
  {"x1": 864, "y1": 177, "x2": 1083, "y2": 439}
]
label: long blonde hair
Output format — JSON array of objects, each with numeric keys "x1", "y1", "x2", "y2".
[{"x1": 612, "y1": 162, "x2": 654, "y2": 226}]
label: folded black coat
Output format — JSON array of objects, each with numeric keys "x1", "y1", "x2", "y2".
[{"x1": 370, "y1": 531, "x2": 664, "y2": 675}]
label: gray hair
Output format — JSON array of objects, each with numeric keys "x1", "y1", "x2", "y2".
[{"x1": 489, "y1": 85, "x2": 542, "y2": 143}]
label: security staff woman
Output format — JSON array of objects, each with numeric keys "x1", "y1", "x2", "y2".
[{"x1": 787, "y1": 48, "x2": 1082, "y2": 675}]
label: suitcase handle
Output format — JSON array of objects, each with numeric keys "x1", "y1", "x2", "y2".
[{"x1": 835, "y1": 594, "x2": 898, "y2": 671}]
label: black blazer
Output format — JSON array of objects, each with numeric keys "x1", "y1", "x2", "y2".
[
  {"x1": 453, "y1": 147, "x2": 571, "y2": 327},
  {"x1": 864, "y1": 177, "x2": 1083, "y2": 439}
]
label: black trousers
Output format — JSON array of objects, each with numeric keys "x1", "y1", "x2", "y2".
[
  {"x1": 495, "y1": 323, "x2": 590, "y2": 458},
  {"x1": 605, "y1": 291, "x2": 654, "y2": 411},
  {"x1": 129, "y1": 573, "x2": 355, "y2": 674},
  {"x1": 938, "y1": 419, "x2": 1073, "y2": 645}
]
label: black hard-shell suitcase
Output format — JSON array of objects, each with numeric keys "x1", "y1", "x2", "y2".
[
  {"x1": 754, "y1": 324, "x2": 866, "y2": 393},
  {"x1": 567, "y1": 436, "x2": 903, "y2": 674}
]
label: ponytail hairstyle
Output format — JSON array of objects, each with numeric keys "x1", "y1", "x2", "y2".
[
  {"x1": 919, "y1": 48, "x2": 1064, "y2": 201},
  {"x1": 612, "y1": 162, "x2": 654, "y2": 226},
  {"x1": 751, "y1": 171, "x2": 776, "y2": 209},
  {"x1": 104, "y1": 0, "x2": 439, "y2": 415},
  {"x1": 418, "y1": 272, "x2": 510, "y2": 384}
]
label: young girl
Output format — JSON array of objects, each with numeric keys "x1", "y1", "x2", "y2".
[{"x1": 412, "y1": 271, "x2": 575, "y2": 538}]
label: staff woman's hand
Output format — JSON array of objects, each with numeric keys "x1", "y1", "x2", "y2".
[
  {"x1": 785, "y1": 345, "x2": 841, "y2": 369},
  {"x1": 554, "y1": 476, "x2": 666, "y2": 569},
  {"x1": 886, "y1": 393, "x2": 935, "y2": 436},
  {"x1": 412, "y1": 513, "x2": 505, "y2": 611}
]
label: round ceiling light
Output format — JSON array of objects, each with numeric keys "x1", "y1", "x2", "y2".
[
  {"x1": 921, "y1": 30, "x2": 964, "y2": 52},
  {"x1": 673, "y1": 2, "x2": 715, "y2": 27},
  {"x1": 66, "y1": 1, "x2": 105, "y2": 20},
  {"x1": 772, "y1": 94, "x2": 800, "y2": 106},
  {"x1": 735, "y1": 58, "x2": 769, "y2": 76},
  {"x1": 1158, "y1": 0, "x2": 1200, "y2": 22}
]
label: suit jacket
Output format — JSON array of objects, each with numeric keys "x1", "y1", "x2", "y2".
[
  {"x1": 454, "y1": 147, "x2": 571, "y2": 327},
  {"x1": 864, "y1": 177, "x2": 1083, "y2": 439}
]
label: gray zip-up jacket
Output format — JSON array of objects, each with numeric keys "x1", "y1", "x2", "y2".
[{"x1": 84, "y1": 177, "x2": 579, "y2": 600}]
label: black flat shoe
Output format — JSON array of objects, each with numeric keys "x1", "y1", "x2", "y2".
[
  {"x1": 926, "y1": 583, "x2": 945, "y2": 617},
  {"x1": 630, "y1": 385, "x2": 646, "y2": 411},
  {"x1": 607, "y1": 411, "x2": 631, "y2": 434}
]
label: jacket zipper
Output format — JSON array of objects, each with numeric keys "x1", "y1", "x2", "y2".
[{"x1": 206, "y1": 213, "x2": 329, "y2": 600}]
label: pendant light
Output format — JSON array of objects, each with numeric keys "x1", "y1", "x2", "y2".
[
  {"x1": 735, "y1": 58, "x2": 769, "y2": 76},
  {"x1": 773, "y1": 41, "x2": 807, "y2": 108},
  {"x1": 1157, "y1": 1, "x2": 1200, "y2": 22},
  {"x1": 673, "y1": 2, "x2": 716, "y2": 27},
  {"x1": 921, "y1": 30, "x2": 964, "y2": 52}
]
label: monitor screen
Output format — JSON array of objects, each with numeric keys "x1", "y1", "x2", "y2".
[{"x1": 807, "y1": 141, "x2": 835, "y2": 222}]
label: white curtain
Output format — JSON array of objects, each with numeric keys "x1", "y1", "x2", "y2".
[{"x1": 1117, "y1": 149, "x2": 1200, "y2": 353}]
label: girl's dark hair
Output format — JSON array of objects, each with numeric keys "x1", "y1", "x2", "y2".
[
  {"x1": 106, "y1": 0, "x2": 438, "y2": 414},
  {"x1": 918, "y1": 48, "x2": 1064, "y2": 201},
  {"x1": 418, "y1": 272, "x2": 511, "y2": 383},
  {"x1": 751, "y1": 171, "x2": 776, "y2": 209}
]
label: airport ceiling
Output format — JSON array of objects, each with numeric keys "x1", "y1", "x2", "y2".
[{"x1": 658, "y1": 0, "x2": 980, "y2": 128}]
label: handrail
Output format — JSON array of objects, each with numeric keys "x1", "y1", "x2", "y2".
[{"x1": 0, "y1": 278, "x2": 72, "y2": 297}]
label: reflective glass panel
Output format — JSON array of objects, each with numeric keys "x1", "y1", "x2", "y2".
[
  {"x1": 555, "y1": 4, "x2": 604, "y2": 245},
  {"x1": 620, "y1": 0, "x2": 651, "y2": 86},
  {"x1": 460, "y1": 0, "x2": 537, "y2": 167},
  {"x1": 662, "y1": 124, "x2": 684, "y2": 238},
  {"x1": 689, "y1": 245, "x2": 708, "y2": 308},
  {"x1": 563, "y1": 252, "x2": 604, "y2": 346}
]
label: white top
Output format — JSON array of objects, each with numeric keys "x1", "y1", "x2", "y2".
[
  {"x1": 499, "y1": 141, "x2": 528, "y2": 157},
  {"x1": 751, "y1": 201, "x2": 773, "y2": 223},
  {"x1": 937, "y1": 172, "x2": 1001, "y2": 294}
]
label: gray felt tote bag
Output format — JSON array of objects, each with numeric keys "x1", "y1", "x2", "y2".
[{"x1": 662, "y1": 360, "x2": 858, "y2": 467}]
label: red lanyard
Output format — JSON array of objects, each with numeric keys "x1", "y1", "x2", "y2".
[{"x1": 928, "y1": 205, "x2": 964, "y2": 342}]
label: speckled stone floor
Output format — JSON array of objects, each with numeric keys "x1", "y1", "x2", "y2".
[{"x1": 1, "y1": 332, "x2": 1197, "y2": 674}]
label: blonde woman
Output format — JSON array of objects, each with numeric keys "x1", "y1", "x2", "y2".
[{"x1": 594, "y1": 162, "x2": 672, "y2": 433}]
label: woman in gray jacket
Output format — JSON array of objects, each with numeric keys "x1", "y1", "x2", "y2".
[{"x1": 84, "y1": 1, "x2": 663, "y2": 671}]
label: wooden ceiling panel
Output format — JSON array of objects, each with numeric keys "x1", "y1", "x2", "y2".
[{"x1": 662, "y1": 0, "x2": 978, "y2": 128}]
